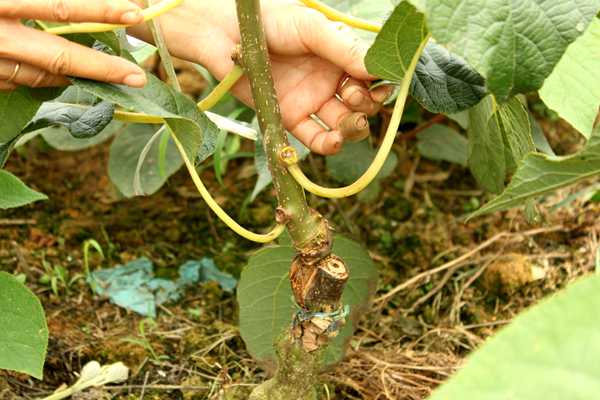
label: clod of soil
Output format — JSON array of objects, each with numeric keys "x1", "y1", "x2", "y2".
[{"x1": 481, "y1": 254, "x2": 546, "y2": 295}]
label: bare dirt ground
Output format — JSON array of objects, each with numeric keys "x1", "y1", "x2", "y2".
[{"x1": 1, "y1": 107, "x2": 598, "y2": 400}]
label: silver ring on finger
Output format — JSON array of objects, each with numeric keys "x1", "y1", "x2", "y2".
[{"x1": 6, "y1": 62, "x2": 21, "y2": 84}]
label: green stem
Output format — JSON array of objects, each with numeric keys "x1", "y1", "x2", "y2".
[
  {"x1": 235, "y1": 0, "x2": 326, "y2": 251},
  {"x1": 143, "y1": 0, "x2": 180, "y2": 91}
]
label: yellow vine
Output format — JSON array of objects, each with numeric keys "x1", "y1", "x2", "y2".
[
  {"x1": 170, "y1": 130, "x2": 285, "y2": 243},
  {"x1": 299, "y1": 0, "x2": 382, "y2": 33},
  {"x1": 282, "y1": 37, "x2": 429, "y2": 199},
  {"x1": 44, "y1": 0, "x2": 184, "y2": 35}
]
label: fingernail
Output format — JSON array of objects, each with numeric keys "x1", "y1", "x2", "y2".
[
  {"x1": 123, "y1": 72, "x2": 147, "y2": 87},
  {"x1": 121, "y1": 9, "x2": 143, "y2": 24},
  {"x1": 371, "y1": 85, "x2": 394, "y2": 103},
  {"x1": 347, "y1": 89, "x2": 364, "y2": 107}
]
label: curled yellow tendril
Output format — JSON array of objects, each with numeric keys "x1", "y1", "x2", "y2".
[
  {"x1": 44, "y1": 0, "x2": 185, "y2": 35},
  {"x1": 282, "y1": 37, "x2": 429, "y2": 199}
]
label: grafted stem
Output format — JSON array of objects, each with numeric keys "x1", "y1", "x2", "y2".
[{"x1": 235, "y1": 0, "x2": 327, "y2": 253}]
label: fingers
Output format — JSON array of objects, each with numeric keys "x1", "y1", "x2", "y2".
[
  {"x1": 0, "y1": 0, "x2": 143, "y2": 24},
  {"x1": 338, "y1": 77, "x2": 381, "y2": 116},
  {"x1": 0, "y1": 23, "x2": 146, "y2": 87},
  {"x1": 0, "y1": 81, "x2": 16, "y2": 92},
  {"x1": 290, "y1": 118, "x2": 343, "y2": 155},
  {"x1": 295, "y1": 12, "x2": 371, "y2": 80},
  {"x1": 316, "y1": 97, "x2": 352, "y2": 128},
  {"x1": 0, "y1": 58, "x2": 68, "y2": 88},
  {"x1": 317, "y1": 98, "x2": 370, "y2": 143}
]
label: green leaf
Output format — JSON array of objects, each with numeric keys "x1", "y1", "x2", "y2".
[
  {"x1": 467, "y1": 97, "x2": 507, "y2": 193},
  {"x1": 26, "y1": 101, "x2": 115, "y2": 139},
  {"x1": 411, "y1": 42, "x2": 487, "y2": 113},
  {"x1": 365, "y1": 2, "x2": 429, "y2": 82},
  {"x1": 421, "y1": 0, "x2": 600, "y2": 101},
  {"x1": 0, "y1": 272, "x2": 48, "y2": 379},
  {"x1": 73, "y1": 74, "x2": 219, "y2": 163},
  {"x1": 0, "y1": 88, "x2": 46, "y2": 143},
  {"x1": 467, "y1": 96, "x2": 534, "y2": 193},
  {"x1": 416, "y1": 124, "x2": 468, "y2": 166},
  {"x1": 327, "y1": 141, "x2": 397, "y2": 201},
  {"x1": 238, "y1": 236, "x2": 378, "y2": 367},
  {"x1": 539, "y1": 18, "x2": 600, "y2": 138},
  {"x1": 470, "y1": 133, "x2": 600, "y2": 218},
  {"x1": 0, "y1": 170, "x2": 47, "y2": 209},
  {"x1": 39, "y1": 121, "x2": 126, "y2": 152},
  {"x1": 108, "y1": 124, "x2": 183, "y2": 198},
  {"x1": 498, "y1": 97, "x2": 535, "y2": 172},
  {"x1": 429, "y1": 274, "x2": 600, "y2": 400}
]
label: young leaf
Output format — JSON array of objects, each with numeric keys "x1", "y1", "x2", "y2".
[
  {"x1": 365, "y1": 2, "x2": 429, "y2": 81},
  {"x1": 73, "y1": 74, "x2": 219, "y2": 163},
  {"x1": 0, "y1": 170, "x2": 47, "y2": 209},
  {"x1": 411, "y1": 42, "x2": 487, "y2": 114},
  {"x1": 429, "y1": 275, "x2": 600, "y2": 400},
  {"x1": 238, "y1": 236, "x2": 378, "y2": 367},
  {"x1": 470, "y1": 133, "x2": 600, "y2": 218},
  {"x1": 421, "y1": 0, "x2": 600, "y2": 101},
  {"x1": 108, "y1": 124, "x2": 183, "y2": 198},
  {"x1": 416, "y1": 124, "x2": 468, "y2": 166},
  {"x1": 539, "y1": 18, "x2": 600, "y2": 138},
  {"x1": 0, "y1": 272, "x2": 48, "y2": 379},
  {"x1": 25, "y1": 101, "x2": 115, "y2": 139}
]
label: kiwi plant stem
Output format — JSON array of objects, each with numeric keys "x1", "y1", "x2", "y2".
[
  {"x1": 235, "y1": 0, "x2": 324, "y2": 248},
  {"x1": 143, "y1": 0, "x2": 181, "y2": 91}
]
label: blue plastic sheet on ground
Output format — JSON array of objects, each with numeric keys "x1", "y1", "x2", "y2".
[{"x1": 88, "y1": 257, "x2": 237, "y2": 317}]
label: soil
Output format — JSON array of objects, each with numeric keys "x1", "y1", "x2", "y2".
[{"x1": 1, "y1": 105, "x2": 599, "y2": 400}]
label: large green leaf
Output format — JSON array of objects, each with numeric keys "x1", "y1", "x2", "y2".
[
  {"x1": 365, "y1": 2, "x2": 429, "y2": 82},
  {"x1": 0, "y1": 170, "x2": 47, "y2": 209},
  {"x1": 421, "y1": 0, "x2": 600, "y2": 101},
  {"x1": 73, "y1": 74, "x2": 218, "y2": 163},
  {"x1": 39, "y1": 121, "x2": 126, "y2": 152},
  {"x1": 0, "y1": 88, "x2": 48, "y2": 143},
  {"x1": 238, "y1": 236, "x2": 378, "y2": 367},
  {"x1": 0, "y1": 272, "x2": 48, "y2": 379},
  {"x1": 539, "y1": 18, "x2": 600, "y2": 138},
  {"x1": 467, "y1": 96, "x2": 534, "y2": 193},
  {"x1": 416, "y1": 124, "x2": 468, "y2": 166},
  {"x1": 429, "y1": 274, "x2": 600, "y2": 399},
  {"x1": 470, "y1": 133, "x2": 600, "y2": 218},
  {"x1": 108, "y1": 124, "x2": 183, "y2": 198},
  {"x1": 411, "y1": 42, "x2": 487, "y2": 113}
]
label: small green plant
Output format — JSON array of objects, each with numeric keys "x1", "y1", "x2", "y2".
[
  {"x1": 120, "y1": 318, "x2": 169, "y2": 364},
  {"x1": 1, "y1": 0, "x2": 599, "y2": 399},
  {"x1": 39, "y1": 256, "x2": 83, "y2": 297}
]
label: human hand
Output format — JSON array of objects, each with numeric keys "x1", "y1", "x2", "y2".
[
  {"x1": 0, "y1": 0, "x2": 147, "y2": 91},
  {"x1": 129, "y1": 0, "x2": 389, "y2": 154}
]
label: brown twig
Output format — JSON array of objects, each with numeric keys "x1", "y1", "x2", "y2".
[{"x1": 398, "y1": 114, "x2": 446, "y2": 142}]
